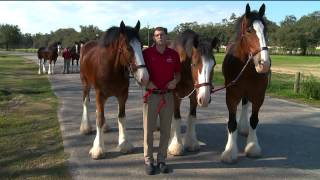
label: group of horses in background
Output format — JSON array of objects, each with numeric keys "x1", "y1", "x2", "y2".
[
  {"x1": 40, "y1": 4, "x2": 271, "y2": 164},
  {"x1": 37, "y1": 41, "x2": 85, "y2": 74}
]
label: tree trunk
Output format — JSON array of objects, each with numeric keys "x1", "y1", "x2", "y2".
[{"x1": 302, "y1": 48, "x2": 306, "y2": 56}]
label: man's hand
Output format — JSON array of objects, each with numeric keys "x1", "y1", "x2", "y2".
[
  {"x1": 146, "y1": 81, "x2": 157, "y2": 89},
  {"x1": 167, "y1": 79, "x2": 177, "y2": 89}
]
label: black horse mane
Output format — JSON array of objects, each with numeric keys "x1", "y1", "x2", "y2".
[
  {"x1": 100, "y1": 26, "x2": 141, "y2": 47},
  {"x1": 179, "y1": 29, "x2": 213, "y2": 58},
  {"x1": 198, "y1": 40, "x2": 214, "y2": 58},
  {"x1": 178, "y1": 29, "x2": 199, "y2": 48},
  {"x1": 234, "y1": 11, "x2": 267, "y2": 41},
  {"x1": 48, "y1": 41, "x2": 61, "y2": 49}
]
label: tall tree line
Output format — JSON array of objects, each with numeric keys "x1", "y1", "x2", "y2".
[{"x1": 0, "y1": 11, "x2": 319, "y2": 55}]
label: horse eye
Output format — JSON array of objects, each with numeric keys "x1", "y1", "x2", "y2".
[{"x1": 247, "y1": 27, "x2": 254, "y2": 33}]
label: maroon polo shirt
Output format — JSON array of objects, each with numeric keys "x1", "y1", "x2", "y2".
[{"x1": 143, "y1": 46, "x2": 181, "y2": 90}]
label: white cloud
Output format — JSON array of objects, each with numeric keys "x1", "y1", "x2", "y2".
[
  {"x1": 1, "y1": 1, "x2": 316, "y2": 34},
  {"x1": 0, "y1": 1, "x2": 245, "y2": 34}
]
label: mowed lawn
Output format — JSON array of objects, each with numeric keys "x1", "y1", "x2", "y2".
[{"x1": 0, "y1": 54, "x2": 71, "y2": 179}]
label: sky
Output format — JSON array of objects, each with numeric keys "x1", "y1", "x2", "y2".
[{"x1": 0, "y1": 1, "x2": 319, "y2": 35}]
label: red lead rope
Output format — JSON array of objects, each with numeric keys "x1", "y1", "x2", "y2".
[{"x1": 143, "y1": 88, "x2": 167, "y2": 113}]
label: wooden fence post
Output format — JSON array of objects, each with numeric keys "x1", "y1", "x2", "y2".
[{"x1": 294, "y1": 72, "x2": 301, "y2": 93}]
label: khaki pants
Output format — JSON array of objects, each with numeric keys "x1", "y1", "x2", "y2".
[{"x1": 143, "y1": 92, "x2": 173, "y2": 164}]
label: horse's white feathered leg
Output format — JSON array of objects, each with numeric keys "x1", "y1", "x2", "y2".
[
  {"x1": 80, "y1": 96, "x2": 92, "y2": 134},
  {"x1": 184, "y1": 115, "x2": 200, "y2": 152},
  {"x1": 168, "y1": 117, "x2": 184, "y2": 156},
  {"x1": 89, "y1": 125, "x2": 105, "y2": 159},
  {"x1": 221, "y1": 130, "x2": 238, "y2": 163},
  {"x1": 118, "y1": 117, "x2": 134, "y2": 153}
]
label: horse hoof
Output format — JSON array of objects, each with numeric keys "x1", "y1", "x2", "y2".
[
  {"x1": 89, "y1": 146, "x2": 104, "y2": 160},
  {"x1": 168, "y1": 142, "x2": 184, "y2": 156},
  {"x1": 221, "y1": 150, "x2": 238, "y2": 164},
  {"x1": 245, "y1": 143, "x2": 262, "y2": 158},
  {"x1": 185, "y1": 144, "x2": 200, "y2": 152},
  {"x1": 184, "y1": 137, "x2": 200, "y2": 152},
  {"x1": 118, "y1": 141, "x2": 134, "y2": 153}
]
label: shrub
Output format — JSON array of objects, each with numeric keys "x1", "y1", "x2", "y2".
[{"x1": 302, "y1": 75, "x2": 320, "y2": 100}]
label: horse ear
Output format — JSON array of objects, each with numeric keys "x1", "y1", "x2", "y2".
[
  {"x1": 211, "y1": 37, "x2": 219, "y2": 49},
  {"x1": 135, "y1": 20, "x2": 141, "y2": 32},
  {"x1": 259, "y1": 4, "x2": 265, "y2": 17},
  {"x1": 245, "y1": 3, "x2": 251, "y2": 16},
  {"x1": 120, "y1": 21, "x2": 126, "y2": 33}
]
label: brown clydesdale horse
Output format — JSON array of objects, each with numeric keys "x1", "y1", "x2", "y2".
[
  {"x1": 167, "y1": 29, "x2": 219, "y2": 155},
  {"x1": 79, "y1": 21, "x2": 149, "y2": 159},
  {"x1": 70, "y1": 41, "x2": 85, "y2": 73},
  {"x1": 221, "y1": 3, "x2": 271, "y2": 163},
  {"x1": 37, "y1": 42, "x2": 62, "y2": 74}
]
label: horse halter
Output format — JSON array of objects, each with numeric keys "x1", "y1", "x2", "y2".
[
  {"x1": 128, "y1": 63, "x2": 146, "y2": 74},
  {"x1": 249, "y1": 46, "x2": 268, "y2": 59},
  {"x1": 191, "y1": 63, "x2": 214, "y2": 89}
]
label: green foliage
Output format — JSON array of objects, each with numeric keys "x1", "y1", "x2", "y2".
[
  {"x1": 0, "y1": 24, "x2": 22, "y2": 50},
  {"x1": 302, "y1": 75, "x2": 320, "y2": 100}
]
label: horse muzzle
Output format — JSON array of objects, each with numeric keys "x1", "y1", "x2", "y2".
[{"x1": 254, "y1": 60, "x2": 270, "y2": 74}]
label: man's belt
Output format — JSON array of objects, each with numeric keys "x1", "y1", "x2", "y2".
[{"x1": 145, "y1": 89, "x2": 172, "y2": 94}]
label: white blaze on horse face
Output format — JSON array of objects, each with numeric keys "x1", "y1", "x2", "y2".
[
  {"x1": 130, "y1": 39, "x2": 149, "y2": 86},
  {"x1": 75, "y1": 44, "x2": 79, "y2": 54},
  {"x1": 197, "y1": 57, "x2": 214, "y2": 107},
  {"x1": 253, "y1": 20, "x2": 270, "y2": 66},
  {"x1": 57, "y1": 44, "x2": 62, "y2": 55}
]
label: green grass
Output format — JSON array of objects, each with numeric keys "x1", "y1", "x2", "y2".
[
  {"x1": 270, "y1": 55, "x2": 320, "y2": 66},
  {"x1": 213, "y1": 53, "x2": 320, "y2": 107},
  {"x1": 0, "y1": 54, "x2": 71, "y2": 179}
]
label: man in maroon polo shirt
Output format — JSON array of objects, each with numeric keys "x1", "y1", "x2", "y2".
[
  {"x1": 142, "y1": 27, "x2": 181, "y2": 175},
  {"x1": 62, "y1": 47, "x2": 72, "y2": 74}
]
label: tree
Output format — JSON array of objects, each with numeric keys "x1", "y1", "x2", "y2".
[
  {"x1": 32, "y1": 33, "x2": 50, "y2": 48},
  {"x1": 295, "y1": 11, "x2": 320, "y2": 55},
  {"x1": 50, "y1": 28, "x2": 79, "y2": 48},
  {"x1": 79, "y1": 25, "x2": 103, "y2": 42},
  {"x1": 277, "y1": 15, "x2": 299, "y2": 53},
  {"x1": 20, "y1": 33, "x2": 33, "y2": 48},
  {"x1": 172, "y1": 22, "x2": 199, "y2": 34},
  {"x1": 264, "y1": 18, "x2": 279, "y2": 46},
  {"x1": 0, "y1": 24, "x2": 22, "y2": 50}
]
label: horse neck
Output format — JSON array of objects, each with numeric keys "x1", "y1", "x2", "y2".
[
  {"x1": 180, "y1": 57, "x2": 194, "y2": 84},
  {"x1": 231, "y1": 38, "x2": 249, "y2": 63}
]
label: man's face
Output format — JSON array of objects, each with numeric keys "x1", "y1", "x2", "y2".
[{"x1": 153, "y1": 30, "x2": 167, "y2": 46}]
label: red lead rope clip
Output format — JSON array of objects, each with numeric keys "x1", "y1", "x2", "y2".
[{"x1": 143, "y1": 88, "x2": 167, "y2": 113}]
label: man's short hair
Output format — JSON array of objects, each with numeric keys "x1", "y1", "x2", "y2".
[{"x1": 154, "y1": 27, "x2": 168, "y2": 35}]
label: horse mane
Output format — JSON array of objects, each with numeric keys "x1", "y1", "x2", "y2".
[
  {"x1": 178, "y1": 29, "x2": 199, "y2": 48},
  {"x1": 100, "y1": 26, "x2": 141, "y2": 47},
  {"x1": 197, "y1": 40, "x2": 214, "y2": 58},
  {"x1": 176, "y1": 29, "x2": 199, "y2": 62}
]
